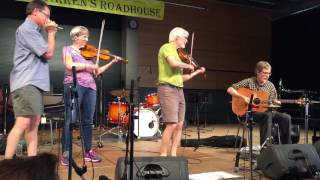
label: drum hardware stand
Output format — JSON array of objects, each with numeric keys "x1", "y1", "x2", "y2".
[
  {"x1": 67, "y1": 66, "x2": 87, "y2": 180},
  {"x1": 115, "y1": 96, "x2": 125, "y2": 141},
  {"x1": 154, "y1": 107, "x2": 163, "y2": 137},
  {"x1": 98, "y1": 96, "x2": 126, "y2": 146}
]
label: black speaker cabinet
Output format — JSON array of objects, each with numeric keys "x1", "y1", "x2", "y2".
[
  {"x1": 314, "y1": 139, "x2": 320, "y2": 157},
  {"x1": 258, "y1": 144, "x2": 320, "y2": 180},
  {"x1": 115, "y1": 156, "x2": 188, "y2": 180}
]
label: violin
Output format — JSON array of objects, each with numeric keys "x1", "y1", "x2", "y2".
[
  {"x1": 177, "y1": 48, "x2": 199, "y2": 69},
  {"x1": 177, "y1": 48, "x2": 206, "y2": 77},
  {"x1": 80, "y1": 44, "x2": 128, "y2": 63}
]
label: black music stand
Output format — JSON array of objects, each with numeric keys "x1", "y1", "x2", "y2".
[{"x1": 193, "y1": 93, "x2": 212, "y2": 151}]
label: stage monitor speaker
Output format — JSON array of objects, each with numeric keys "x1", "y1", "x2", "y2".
[
  {"x1": 115, "y1": 156, "x2": 188, "y2": 180},
  {"x1": 314, "y1": 139, "x2": 320, "y2": 157},
  {"x1": 258, "y1": 144, "x2": 320, "y2": 180}
]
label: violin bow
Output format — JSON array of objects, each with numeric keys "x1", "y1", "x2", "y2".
[
  {"x1": 96, "y1": 19, "x2": 106, "y2": 66},
  {"x1": 189, "y1": 32, "x2": 195, "y2": 69},
  {"x1": 190, "y1": 32, "x2": 194, "y2": 59}
]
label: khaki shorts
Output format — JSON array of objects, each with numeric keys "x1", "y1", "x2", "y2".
[
  {"x1": 157, "y1": 84, "x2": 185, "y2": 123},
  {"x1": 12, "y1": 85, "x2": 43, "y2": 117}
]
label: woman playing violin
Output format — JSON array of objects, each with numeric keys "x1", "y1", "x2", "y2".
[
  {"x1": 157, "y1": 27, "x2": 205, "y2": 157},
  {"x1": 61, "y1": 26, "x2": 120, "y2": 165}
]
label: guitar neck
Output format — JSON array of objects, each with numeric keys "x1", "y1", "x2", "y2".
[{"x1": 280, "y1": 99, "x2": 298, "y2": 104}]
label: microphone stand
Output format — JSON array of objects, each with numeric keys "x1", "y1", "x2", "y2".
[
  {"x1": 281, "y1": 83, "x2": 313, "y2": 144},
  {"x1": 68, "y1": 66, "x2": 87, "y2": 180},
  {"x1": 121, "y1": 80, "x2": 135, "y2": 180},
  {"x1": 2, "y1": 85, "x2": 9, "y2": 135},
  {"x1": 303, "y1": 93, "x2": 310, "y2": 144},
  {"x1": 246, "y1": 95, "x2": 254, "y2": 180}
]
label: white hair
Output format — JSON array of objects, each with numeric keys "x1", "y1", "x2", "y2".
[
  {"x1": 168, "y1": 27, "x2": 189, "y2": 42},
  {"x1": 70, "y1": 26, "x2": 89, "y2": 41}
]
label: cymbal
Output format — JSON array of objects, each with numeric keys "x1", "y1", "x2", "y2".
[{"x1": 110, "y1": 89, "x2": 130, "y2": 97}]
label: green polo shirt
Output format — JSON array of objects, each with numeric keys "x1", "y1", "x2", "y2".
[{"x1": 158, "y1": 43, "x2": 183, "y2": 87}]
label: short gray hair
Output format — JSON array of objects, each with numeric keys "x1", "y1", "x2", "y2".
[
  {"x1": 70, "y1": 26, "x2": 89, "y2": 41},
  {"x1": 168, "y1": 27, "x2": 189, "y2": 42},
  {"x1": 254, "y1": 60, "x2": 271, "y2": 75}
]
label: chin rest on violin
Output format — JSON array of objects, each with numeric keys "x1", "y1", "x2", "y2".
[{"x1": 80, "y1": 44, "x2": 128, "y2": 63}]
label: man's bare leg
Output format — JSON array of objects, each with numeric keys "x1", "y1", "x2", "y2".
[
  {"x1": 160, "y1": 123, "x2": 177, "y2": 156},
  {"x1": 24, "y1": 115, "x2": 41, "y2": 156},
  {"x1": 170, "y1": 121, "x2": 183, "y2": 156},
  {"x1": 4, "y1": 116, "x2": 31, "y2": 159}
]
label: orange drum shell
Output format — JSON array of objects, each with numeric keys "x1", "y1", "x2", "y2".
[
  {"x1": 145, "y1": 93, "x2": 159, "y2": 106},
  {"x1": 107, "y1": 102, "x2": 128, "y2": 123}
]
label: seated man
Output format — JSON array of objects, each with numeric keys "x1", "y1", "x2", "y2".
[{"x1": 227, "y1": 60, "x2": 292, "y2": 145}]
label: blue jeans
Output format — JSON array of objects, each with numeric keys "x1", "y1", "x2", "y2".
[{"x1": 62, "y1": 84, "x2": 96, "y2": 152}]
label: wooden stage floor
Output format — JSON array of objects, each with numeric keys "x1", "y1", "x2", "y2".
[{"x1": 1, "y1": 123, "x2": 314, "y2": 180}]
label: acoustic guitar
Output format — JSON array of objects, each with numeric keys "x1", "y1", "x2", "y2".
[{"x1": 231, "y1": 88, "x2": 303, "y2": 116}]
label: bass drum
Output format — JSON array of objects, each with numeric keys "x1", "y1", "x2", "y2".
[{"x1": 134, "y1": 109, "x2": 159, "y2": 138}]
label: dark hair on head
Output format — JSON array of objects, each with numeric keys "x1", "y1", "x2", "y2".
[
  {"x1": 26, "y1": 0, "x2": 50, "y2": 16},
  {"x1": 0, "y1": 152, "x2": 60, "y2": 180}
]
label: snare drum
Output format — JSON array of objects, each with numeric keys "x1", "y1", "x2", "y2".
[
  {"x1": 107, "y1": 102, "x2": 128, "y2": 124},
  {"x1": 145, "y1": 93, "x2": 159, "y2": 107}
]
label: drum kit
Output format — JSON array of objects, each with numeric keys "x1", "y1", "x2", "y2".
[{"x1": 99, "y1": 89, "x2": 162, "y2": 142}]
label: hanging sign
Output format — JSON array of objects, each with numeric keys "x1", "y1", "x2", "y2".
[{"x1": 16, "y1": 0, "x2": 164, "y2": 20}]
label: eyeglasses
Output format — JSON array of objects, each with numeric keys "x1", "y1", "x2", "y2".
[
  {"x1": 178, "y1": 36, "x2": 188, "y2": 43},
  {"x1": 39, "y1": 10, "x2": 50, "y2": 19},
  {"x1": 260, "y1": 71, "x2": 272, "y2": 76}
]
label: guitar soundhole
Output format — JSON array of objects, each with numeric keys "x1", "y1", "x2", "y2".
[{"x1": 253, "y1": 98, "x2": 261, "y2": 105}]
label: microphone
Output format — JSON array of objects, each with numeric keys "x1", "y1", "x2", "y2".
[
  {"x1": 71, "y1": 158, "x2": 87, "y2": 180},
  {"x1": 72, "y1": 66, "x2": 77, "y2": 87},
  {"x1": 279, "y1": 78, "x2": 283, "y2": 91}
]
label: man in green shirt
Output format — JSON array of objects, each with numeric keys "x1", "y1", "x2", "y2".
[{"x1": 157, "y1": 27, "x2": 205, "y2": 156}]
